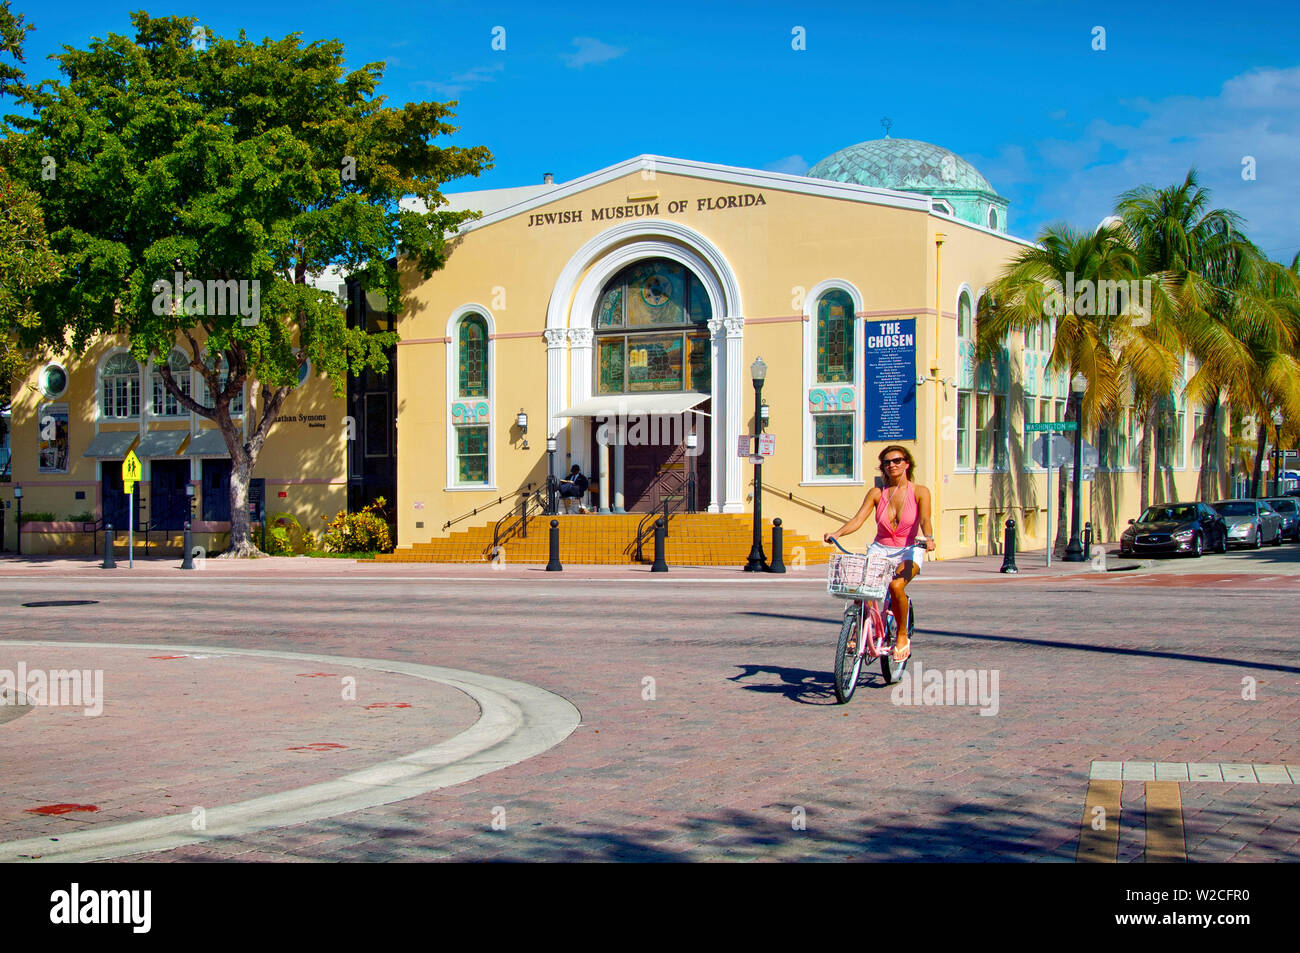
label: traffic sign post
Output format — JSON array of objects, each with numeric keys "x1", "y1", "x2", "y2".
[
  {"x1": 122, "y1": 451, "x2": 141, "y2": 568},
  {"x1": 1025, "y1": 420, "x2": 1078, "y2": 432}
]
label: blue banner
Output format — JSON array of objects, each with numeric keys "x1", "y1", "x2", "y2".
[{"x1": 864, "y1": 319, "x2": 917, "y2": 442}]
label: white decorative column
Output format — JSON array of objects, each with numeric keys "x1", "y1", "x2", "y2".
[
  {"x1": 598, "y1": 434, "x2": 611, "y2": 513},
  {"x1": 567, "y1": 326, "x2": 593, "y2": 473},
  {"x1": 706, "y1": 317, "x2": 726, "y2": 512},
  {"x1": 722, "y1": 316, "x2": 746, "y2": 513},
  {"x1": 544, "y1": 327, "x2": 569, "y2": 465},
  {"x1": 613, "y1": 425, "x2": 626, "y2": 513}
]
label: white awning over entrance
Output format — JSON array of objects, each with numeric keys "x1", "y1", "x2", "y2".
[{"x1": 557, "y1": 392, "x2": 711, "y2": 418}]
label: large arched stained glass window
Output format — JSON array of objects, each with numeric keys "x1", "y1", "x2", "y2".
[
  {"x1": 458, "y1": 313, "x2": 488, "y2": 398},
  {"x1": 595, "y1": 258, "x2": 712, "y2": 395},
  {"x1": 815, "y1": 289, "x2": 854, "y2": 383}
]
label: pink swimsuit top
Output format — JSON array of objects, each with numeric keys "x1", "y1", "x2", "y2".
[{"x1": 874, "y1": 482, "x2": 919, "y2": 547}]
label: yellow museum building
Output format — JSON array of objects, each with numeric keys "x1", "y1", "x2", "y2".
[{"x1": 2, "y1": 137, "x2": 1214, "y2": 560}]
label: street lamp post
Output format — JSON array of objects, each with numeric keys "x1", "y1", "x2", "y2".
[
  {"x1": 744, "y1": 357, "x2": 768, "y2": 572},
  {"x1": 685, "y1": 430, "x2": 698, "y2": 513},
  {"x1": 546, "y1": 434, "x2": 557, "y2": 515},
  {"x1": 13, "y1": 485, "x2": 21, "y2": 556},
  {"x1": 1271, "y1": 409, "x2": 1284, "y2": 498},
  {"x1": 1064, "y1": 373, "x2": 1087, "y2": 561}
]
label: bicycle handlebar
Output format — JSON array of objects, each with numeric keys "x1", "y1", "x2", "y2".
[{"x1": 825, "y1": 534, "x2": 927, "y2": 555}]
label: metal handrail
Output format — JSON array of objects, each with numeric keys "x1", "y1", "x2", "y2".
[
  {"x1": 443, "y1": 482, "x2": 536, "y2": 532},
  {"x1": 490, "y1": 487, "x2": 549, "y2": 557},
  {"x1": 757, "y1": 479, "x2": 853, "y2": 524},
  {"x1": 634, "y1": 492, "x2": 684, "y2": 561}
]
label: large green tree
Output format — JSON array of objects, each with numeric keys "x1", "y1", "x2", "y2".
[
  {"x1": 8, "y1": 12, "x2": 491, "y2": 554},
  {"x1": 0, "y1": 1, "x2": 61, "y2": 422}
]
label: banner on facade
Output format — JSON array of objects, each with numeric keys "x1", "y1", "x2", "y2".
[{"x1": 863, "y1": 319, "x2": 916, "y2": 442}]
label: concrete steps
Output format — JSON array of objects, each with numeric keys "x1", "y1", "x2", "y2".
[{"x1": 374, "y1": 513, "x2": 832, "y2": 566}]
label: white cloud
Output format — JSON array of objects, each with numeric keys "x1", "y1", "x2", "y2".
[
  {"x1": 764, "y1": 155, "x2": 810, "y2": 175},
  {"x1": 561, "y1": 37, "x2": 626, "y2": 69},
  {"x1": 999, "y1": 66, "x2": 1300, "y2": 257},
  {"x1": 415, "y1": 62, "x2": 505, "y2": 98}
]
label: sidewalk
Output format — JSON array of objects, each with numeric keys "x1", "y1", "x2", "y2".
[{"x1": 0, "y1": 547, "x2": 1134, "y2": 582}]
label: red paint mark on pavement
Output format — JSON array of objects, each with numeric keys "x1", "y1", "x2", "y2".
[
  {"x1": 364, "y1": 702, "x2": 411, "y2": 710},
  {"x1": 26, "y1": 803, "x2": 100, "y2": 815},
  {"x1": 286, "y1": 742, "x2": 347, "y2": 752},
  {"x1": 296, "y1": 672, "x2": 340, "y2": 678},
  {"x1": 147, "y1": 655, "x2": 187, "y2": 660}
]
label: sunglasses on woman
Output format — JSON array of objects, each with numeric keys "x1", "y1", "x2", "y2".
[{"x1": 882, "y1": 457, "x2": 907, "y2": 467}]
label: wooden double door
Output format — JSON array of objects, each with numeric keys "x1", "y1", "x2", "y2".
[{"x1": 592, "y1": 407, "x2": 710, "y2": 513}]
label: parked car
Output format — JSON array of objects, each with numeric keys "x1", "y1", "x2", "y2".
[
  {"x1": 1119, "y1": 502, "x2": 1229, "y2": 557},
  {"x1": 1263, "y1": 497, "x2": 1300, "y2": 541},
  {"x1": 1210, "y1": 499, "x2": 1285, "y2": 548}
]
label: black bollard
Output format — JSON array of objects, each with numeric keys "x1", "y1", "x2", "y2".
[
  {"x1": 768, "y1": 518, "x2": 787, "y2": 573},
  {"x1": 1083, "y1": 521, "x2": 1093, "y2": 553},
  {"x1": 651, "y1": 518, "x2": 668, "y2": 572},
  {"x1": 181, "y1": 521, "x2": 194, "y2": 570},
  {"x1": 999, "y1": 518, "x2": 1018, "y2": 574},
  {"x1": 102, "y1": 524, "x2": 116, "y2": 569},
  {"x1": 545, "y1": 519, "x2": 562, "y2": 572}
]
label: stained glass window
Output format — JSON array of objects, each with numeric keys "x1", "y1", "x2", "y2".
[
  {"x1": 815, "y1": 290, "x2": 854, "y2": 383},
  {"x1": 458, "y1": 314, "x2": 488, "y2": 397},
  {"x1": 815, "y1": 414, "x2": 853, "y2": 477},
  {"x1": 593, "y1": 259, "x2": 712, "y2": 394},
  {"x1": 457, "y1": 426, "x2": 488, "y2": 484}
]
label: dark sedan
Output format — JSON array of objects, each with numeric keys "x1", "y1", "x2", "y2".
[
  {"x1": 1211, "y1": 499, "x2": 1285, "y2": 548},
  {"x1": 1119, "y1": 502, "x2": 1228, "y2": 557},
  {"x1": 1263, "y1": 497, "x2": 1299, "y2": 541}
]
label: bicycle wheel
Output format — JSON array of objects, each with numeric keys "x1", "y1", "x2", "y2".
[
  {"x1": 879, "y1": 603, "x2": 912, "y2": 684},
  {"x1": 833, "y1": 602, "x2": 865, "y2": 704}
]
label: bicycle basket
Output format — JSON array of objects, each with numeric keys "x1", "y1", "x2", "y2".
[{"x1": 826, "y1": 551, "x2": 898, "y2": 600}]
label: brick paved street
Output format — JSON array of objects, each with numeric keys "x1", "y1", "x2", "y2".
[{"x1": 1, "y1": 545, "x2": 1296, "y2": 861}]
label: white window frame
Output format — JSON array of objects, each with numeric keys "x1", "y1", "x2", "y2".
[
  {"x1": 445, "y1": 304, "x2": 498, "y2": 490},
  {"x1": 98, "y1": 350, "x2": 142, "y2": 420},
  {"x1": 151, "y1": 348, "x2": 193, "y2": 418},
  {"x1": 801, "y1": 280, "x2": 864, "y2": 485}
]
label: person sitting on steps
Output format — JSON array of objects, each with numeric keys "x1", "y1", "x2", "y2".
[{"x1": 558, "y1": 465, "x2": 590, "y2": 514}]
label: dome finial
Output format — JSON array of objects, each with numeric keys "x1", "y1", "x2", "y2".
[{"x1": 880, "y1": 116, "x2": 893, "y2": 139}]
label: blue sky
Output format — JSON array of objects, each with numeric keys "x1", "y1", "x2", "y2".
[{"x1": 13, "y1": 0, "x2": 1300, "y2": 258}]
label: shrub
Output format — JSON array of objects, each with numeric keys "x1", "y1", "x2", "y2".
[
  {"x1": 267, "y1": 512, "x2": 316, "y2": 555},
  {"x1": 67, "y1": 510, "x2": 95, "y2": 523},
  {"x1": 19, "y1": 511, "x2": 57, "y2": 524},
  {"x1": 319, "y1": 497, "x2": 394, "y2": 554}
]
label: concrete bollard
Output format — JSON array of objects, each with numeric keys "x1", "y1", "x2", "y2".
[
  {"x1": 999, "y1": 518, "x2": 1018, "y2": 574},
  {"x1": 181, "y1": 521, "x2": 194, "y2": 570},
  {"x1": 545, "y1": 519, "x2": 562, "y2": 572},
  {"x1": 651, "y1": 518, "x2": 668, "y2": 573},
  {"x1": 768, "y1": 518, "x2": 787, "y2": 573},
  {"x1": 102, "y1": 525, "x2": 116, "y2": 569}
]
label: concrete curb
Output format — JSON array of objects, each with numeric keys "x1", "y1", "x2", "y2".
[{"x1": 0, "y1": 641, "x2": 581, "y2": 863}]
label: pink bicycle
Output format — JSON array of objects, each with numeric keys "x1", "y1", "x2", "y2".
[{"x1": 826, "y1": 536, "x2": 916, "y2": 702}]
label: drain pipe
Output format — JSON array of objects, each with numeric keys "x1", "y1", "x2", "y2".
[{"x1": 933, "y1": 232, "x2": 946, "y2": 560}]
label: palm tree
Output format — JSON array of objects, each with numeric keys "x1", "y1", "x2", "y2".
[
  {"x1": 977, "y1": 223, "x2": 1154, "y2": 554},
  {"x1": 1236, "y1": 255, "x2": 1300, "y2": 496},
  {"x1": 1116, "y1": 170, "x2": 1258, "y2": 506}
]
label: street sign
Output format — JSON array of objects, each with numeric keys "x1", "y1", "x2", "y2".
[
  {"x1": 737, "y1": 435, "x2": 752, "y2": 457},
  {"x1": 122, "y1": 450, "x2": 142, "y2": 484},
  {"x1": 121, "y1": 450, "x2": 141, "y2": 570},
  {"x1": 1025, "y1": 420, "x2": 1078, "y2": 432},
  {"x1": 758, "y1": 434, "x2": 775, "y2": 456},
  {"x1": 1032, "y1": 434, "x2": 1073, "y2": 468},
  {"x1": 748, "y1": 454, "x2": 765, "y2": 465}
]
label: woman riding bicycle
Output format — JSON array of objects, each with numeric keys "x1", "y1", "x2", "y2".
[{"x1": 823, "y1": 445, "x2": 935, "y2": 662}]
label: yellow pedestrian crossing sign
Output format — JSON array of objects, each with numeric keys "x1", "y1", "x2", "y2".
[{"x1": 122, "y1": 450, "x2": 141, "y2": 494}]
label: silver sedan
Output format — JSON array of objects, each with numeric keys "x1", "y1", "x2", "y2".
[{"x1": 1210, "y1": 499, "x2": 1285, "y2": 548}]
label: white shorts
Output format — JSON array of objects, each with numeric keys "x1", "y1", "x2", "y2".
[{"x1": 867, "y1": 541, "x2": 924, "y2": 573}]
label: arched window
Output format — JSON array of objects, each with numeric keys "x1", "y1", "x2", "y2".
[
  {"x1": 815, "y1": 289, "x2": 855, "y2": 383},
  {"x1": 594, "y1": 258, "x2": 712, "y2": 394},
  {"x1": 153, "y1": 349, "x2": 192, "y2": 416},
  {"x1": 102, "y1": 352, "x2": 142, "y2": 419},
  {"x1": 199, "y1": 349, "x2": 244, "y2": 415},
  {"x1": 955, "y1": 292, "x2": 974, "y2": 468},
  {"x1": 458, "y1": 313, "x2": 488, "y2": 397}
]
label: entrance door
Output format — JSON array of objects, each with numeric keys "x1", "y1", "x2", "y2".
[
  {"x1": 101, "y1": 465, "x2": 139, "y2": 529},
  {"x1": 202, "y1": 459, "x2": 233, "y2": 522},
  {"x1": 150, "y1": 460, "x2": 191, "y2": 529},
  {"x1": 618, "y1": 408, "x2": 711, "y2": 513}
]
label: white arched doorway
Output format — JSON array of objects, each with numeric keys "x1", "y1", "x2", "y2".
[{"x1": 546, "y1": 221, "x2": 746, "y2": 513}]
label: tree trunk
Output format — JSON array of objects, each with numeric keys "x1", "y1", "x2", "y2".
[
  {"x1": 1250, "y1": 422, "x2": 1267, "y2": 498},
  {"x1": 1197, "y1": 392, "x2": 1219, "y2": 500},
  {"x1": 223, "y1": 447, "x2": 260, "y2": 557},
  {"x1": 1053, "y1": 397, "x2": 1075, "y2": 556},
  {"x1": 1138, "y1": 402, "x2": 1154, "y2": 514}
]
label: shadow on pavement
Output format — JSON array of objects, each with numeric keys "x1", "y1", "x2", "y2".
[
  {"x1": 737, "y1": 612, "x2": 1300, "y2": 675},
  {"x1": 728, "y1": 663, "x2": 893, "y2": 705}
]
